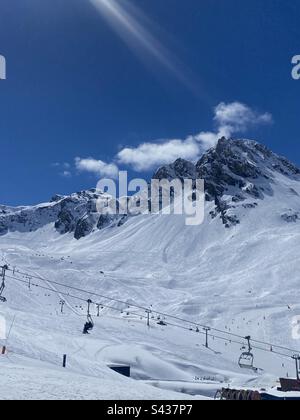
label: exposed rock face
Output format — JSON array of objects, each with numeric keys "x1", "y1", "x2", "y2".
[
  {"x1": 153, "y1": 158, "x2": 196, "y2": 181},
  {"x1": 153, "y1": 138, "x2": 300, "y2": 227},
  {"x1": 0, "y1": 138, "x2": 299, "y2": 238},
  {"x1": 195, "y1": 138, "x2": 300, "y2": 226},
  {"x1": 281, "y1": 210, "x2": 299, "y2": 223},
  {"x1": 0, "y1": 189, "x2": 122, "y2": 240},
  {"x1": 0, "y1": 221, "x2": 8, "y2": 236},
  {"x1": 74, "y1": 214, "x2": 97, "y2": 240}
]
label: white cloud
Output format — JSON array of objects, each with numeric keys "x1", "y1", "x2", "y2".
[
  {"x1": 214, "y1": 102, "x2": 273, "y2": 135},
  {"x1": 53, "y1": 162, "x2": 73, "y2": 178},
  {"x1": 75, "y1": 157, "x2": 119, "y2": 179},
  {"x1": 70, "y1": 102, "x2": 273, "y2": 176},
  {"x1": 117, "y1": 102, "x2": 273, "y2": 171},
  {"x1": 117, "y1": 138, "x2": 200, "y2": 172},
  {"x1": 60, "y1": 170, "x2": 72, "y2": 178}
]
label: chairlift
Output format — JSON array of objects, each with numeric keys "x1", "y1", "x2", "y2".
[
  {"x1": 157, "y1": 317, "x2": 167, "y2": 326},
  {"x1": 238, "y1": 336, "x2": 257, "y2": 372},
  {"x1": 83, "y1": 299, "x2": 94, "y2": 335},
  {"x1": 157, "y1": 320, "x2": 167, "y2": 326}
]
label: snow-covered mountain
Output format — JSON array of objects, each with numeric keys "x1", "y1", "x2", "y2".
[
  {"x1": 1, "y1": 138, "x2": 299, "y2": 240},
  {"x1": 0, "y1": 138, "x2": 300, "y2": 400},
  {"x1": 155, "y1": 138, "x2": 300, "y2": 227},
  {"x1": 0, "y1": 189, "x2": 115, "y2": 240}
]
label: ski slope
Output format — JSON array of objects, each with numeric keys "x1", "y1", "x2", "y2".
[{"x1": 0, "y1": 140, "x2": 300, "y2": 399}]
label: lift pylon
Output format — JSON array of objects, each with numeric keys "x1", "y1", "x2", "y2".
[{"x1": 0, "y1": 265, "x2": 8, "y2": 303}]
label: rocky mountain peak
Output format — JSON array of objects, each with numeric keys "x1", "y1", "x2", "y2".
[
  {"x1": 196, "y1": 137, "x2": 299, "y2": 199},
  {"x1": 0, "y1": 188, "x2": 123, "y2": 240},
  {"x1": 154, "y1": 137, "x2": 300, "y2": 227},
  {"x1": 196, "y1": 138, "x2": 300, "y2": 226},
  {"x1": 153, "y1": 158, "x2": 196, "y2": 181}
]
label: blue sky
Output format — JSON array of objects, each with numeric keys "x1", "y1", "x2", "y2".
[{"x1": 0, "y1": 0, "x2": 299, "y2": 205}]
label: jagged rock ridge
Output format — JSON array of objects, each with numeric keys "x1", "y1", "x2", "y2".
[
  {"x1": 0, "y1": 189, "x2": 123, "y2": 240},
  {"x1": 0, "y1": 138, "x2": 299, "y2": 238},
  {"x1": 154, "y1": 137, "x2": 300, "y2": 227}
]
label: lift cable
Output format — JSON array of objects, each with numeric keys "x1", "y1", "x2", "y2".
[
  {"x1": 6, "y1": 266, "x2": 300, "y2": 356},
  {"x1": 4, "y1": 272, "x2": 297, "y2": 361},
  {"x1": 5, "y1": 265, "x2": 300, "y2": 355}
]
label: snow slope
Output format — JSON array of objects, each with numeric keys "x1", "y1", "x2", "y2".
[{"x1": 0, "y1": 139, "x2": 300, "y2": 399}]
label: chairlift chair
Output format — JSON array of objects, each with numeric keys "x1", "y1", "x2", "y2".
[
  {"x1": 83, "y1": 299, "x2": 94, "y2": 334},
  {"x1": 238, "y1": 336, "x2": 257, "y2": 372},
  {"x1": 239, "y1": 352, "x2": 255, "y2": 369},
  {"x1": 0, "y1": 281, "x2": 6, "y2": 302},
  {"x1": 83, "y1": 314, "x2": 94, "y2": 334}
]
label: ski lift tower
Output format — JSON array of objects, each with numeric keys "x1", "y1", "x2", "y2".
[
  {"x1": 0, "y1": 265, "x2": 8, "y2": 303},
  {"x1": 203, "y1": 327, "x2": 211, "y2": 348},
  {"x1": 292, "y1": 354, "x2": 300, "y2": 381}
]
